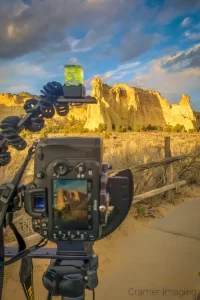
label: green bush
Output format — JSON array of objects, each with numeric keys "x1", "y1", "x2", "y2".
[
  {"x1": 20, "y1": 130, "x2": 32, "y2": 139},
  {"x1": 102, "y1": 131, "x2": 111, "y2": 139},
  {"x1": 171, "y1": 124, "x2": 186, "y2": 132},
  {"x1": 115, "y1": 125, "x2": 122, "y2": 132},
  {"x1": 157, "y1": 126, "x2": 164, "y2": 132},
  {"x1": 188, "y1": 128, "x2": 197, "y2": 133},
  {"x1": 40, "y1": 128, "x2": 48, "y2": 139},
  {"x1": 115, "y1": 125, "x2": 130, "y2": 132},
  {"x1": 139, "y1": 125, "x2": 146, "y2": 132},
  {"x1": 145, "y1": 124, "x2": 157, "y2": 131},
  {"x1": 98, "y1": 123, "x2": 107, "y2": 133},
  {"x1": 132, "y1": 125, "x2": 140, "y2": 132},
  {"x1": 162, "y1": 125, "x2": 173, "y2": 132}
]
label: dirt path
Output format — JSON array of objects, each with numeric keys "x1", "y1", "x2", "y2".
[{"x1": 3, "y1": 185, "x2": 200, "y2": 300}]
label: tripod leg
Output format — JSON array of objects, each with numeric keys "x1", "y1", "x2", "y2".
[{"x1": 47, "y1": 291, "x2": 53, "y2": 300}]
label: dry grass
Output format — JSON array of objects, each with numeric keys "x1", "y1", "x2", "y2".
[
  {"x1": 1, "y1": 131, "x2": 200, "y2": 242},
  {"x1": 103, "y1": 132, "x2": 200, "y2": 193}
]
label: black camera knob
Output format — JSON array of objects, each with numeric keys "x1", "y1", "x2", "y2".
[
  {"x1": 42, "y1": 270, "x2": 57, "y2": 292},
  {"x1": 54, "y1": 161, "x2": 69, "y2": 176}
]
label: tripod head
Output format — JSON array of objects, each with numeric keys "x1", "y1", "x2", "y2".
[{"x1": 42, "y1": 242, "x2": 98, "y2": 300}]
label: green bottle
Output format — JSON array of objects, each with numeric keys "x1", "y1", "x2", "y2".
[{"x1": 64, "y1": 65, "x2": 84, "y2": 86}]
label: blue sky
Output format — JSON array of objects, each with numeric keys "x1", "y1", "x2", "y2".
[{"x1": 0, "y1": 0, "x2": 199, "y2": 109}]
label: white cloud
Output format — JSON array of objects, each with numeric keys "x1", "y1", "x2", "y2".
[
  {"x1": 134, "y1": 60, "x2": 200, "y2": 95},
  {"x1": 68, "y1": 29, "x2": 112, "y2": 53},
  {"x1": 86, "y1": 44, "x2": 200, "y2": 109},
  {"x1": 184, "y1": 26, "x2": 200, "y2": 41},
  {"x1": 8, "y1": 85, "x2": 34, "y2": 94},
  {"x1": 181, "y1": 17, "x2": 191, "y2": 27},
  {"x1": 184, "y1": 31, "x2": 191, "y2": 37},
  {"x1": 159, "y1": 43, "x2": 200, "y2": 70},
  {"x1": 131, "y1": 47, "x2": 200, "y2": 109},
  {"x1": 100, "y1": 61, "x2": 140, "y2": 81},
  {"x1": 85, "y1": 61, "x2": 141, "y2": 89},
  {"x1": 0, "y1": 61, "x2": 53, "y2": 88},
  {"x1": 187, "y1": 32, "x2": 200, "y2": 40},
  {"x1": 68, "y1": 57, "x2": 78, "y2": 64}
]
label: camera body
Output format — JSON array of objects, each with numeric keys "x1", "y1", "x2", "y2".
[{"x1": 24, "y1": 137, "x2": 107, "y2": 242}]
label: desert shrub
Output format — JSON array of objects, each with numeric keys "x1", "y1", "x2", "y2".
[
  {"x1": 115, "y1": 125, "x2": 132, "y2": 132},
  {"x1": 127, "y1": 126, "x2": 132, "y2": 131},
  {"x1": 39, "y1": 128, "x2": 48, "y2": 138},
  {"x1": 172, "y1": 124, "x2": 186, "y2": 132},
  {"x1": 43, "y1": 117, "x2": 88, "y2": 134},
  {"x1": 20, "y1": 130, "x2": 33, "y2": 139},
  {"x1": 102, "y1": 131, "x2": 111, "y2": 139},
  {"x1": 162, "y1": 125, "x2": 173, "y2": 132},
  {"x1": 115, "y1": 125, "x2": 122, "y2": 132},
  {"x1": 145, "y1": 124, "x2": 157, "y2": 131},
  {"x1": 157, "y1": 126, "x2": 164, "y2": 132},
  {"x1": 97, "y1": 123, "x2": 107, "y2": 133},
  {"x1": 188, "y1": 128, "x2": 197, "y2": 133},
  {"x1": 112, "y1": 124, "x2": 116, "y2": 130},
  {"x1": 140, "y1": 125, "x2": 146, "y2": 132},
  {"x1": 132, "y1": 124, "x2": 158, "y2": 132},
  {"x1": 132, "y1": 125, "x2": 140, "y2": 132}
]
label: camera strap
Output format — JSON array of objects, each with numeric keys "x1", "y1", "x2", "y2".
[
  {"x1": 0, "y1": 227, "x2": 4, "y2": 300},
  {"x1": 0, "y1": 219, "x2": 35, "y2": 300},
  {"x1": 0, "y1": 143, "x2": 37, "y2": 300},
  {"x1": 10, "y1": 223, "x2": 35, "y2": 300}
]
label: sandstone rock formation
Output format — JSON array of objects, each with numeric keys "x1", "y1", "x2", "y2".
[
  {"x1": 84, "y1": 78, "x2": 197, "y2": 131},
  {"x1": 0, "y1": 92, "x2": 38, "y2": 121},
  {"x1": 0, "y1": 80, "x2": 198, "y2": 131},
  {"x1": 0, "y1": 92, "x2": 37, "y2": 106}
]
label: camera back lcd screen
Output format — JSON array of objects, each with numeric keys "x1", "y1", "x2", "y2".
[{"x1": 53, "y1": 179, "x2": 92, "y2": 230}]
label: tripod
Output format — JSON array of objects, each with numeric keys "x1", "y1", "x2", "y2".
[{"x1": 42, "y1": 241, "x2": 98, "y2": 300}]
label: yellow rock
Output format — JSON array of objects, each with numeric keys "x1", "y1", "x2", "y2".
[
  {"x1": 0, "y1": 92, "x2": 38, "y2": 121},
  {"x1": 84, "y1": 78, "x2": 197, "y2": 131}
]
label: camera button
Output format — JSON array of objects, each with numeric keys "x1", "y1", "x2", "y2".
[
  {"x1": 89, "y1": 234, "x2": 95, "y2": 240},
  {"x1": 36, "y1": 171, "x2": 45, "y2": 179},
  {"x1": 41, "y1": 222, "x2": 47, "y2": 228},
  {"x1": 43, "y1": 230, "x2": 48, "y2": 237},
  {"x1": 32, "y1": 219, "x2": 37, "y2": 226},
  {"x1": 88, "y1": 169, "x2": 93, "y2": 176},
  {"x1": 80, "y1": 233, "x2": 85, "y2": 240},
  {"x1": 62, "y1": 234, "x2": 68, "y2": 240},
  {"x1": 53, "y1": 233, "x2": 58, "y2": 240},
  {"x1": 75, "y1": 162, "x2": 86, "y2": 174}
]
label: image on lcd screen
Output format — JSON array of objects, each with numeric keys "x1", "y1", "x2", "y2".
[{"x1": 53, "y1": 179, "x2": 89, "y2": 230}]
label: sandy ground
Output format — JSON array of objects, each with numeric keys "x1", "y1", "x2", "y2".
[{"x1": 2, "y1": 185, "x2": 200, "y2": 300}]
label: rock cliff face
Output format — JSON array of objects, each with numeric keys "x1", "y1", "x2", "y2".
[
  {"x1": 84, "y1": 78, "x2": 197, "y2": 131},
  {"x1": 0, "y1": 92, "x2": 37, "y2": 106},
  {"x1": 0, "y1": 80, "x2": 198, "y2": 131},
  {"x1": 0, "y1": 92, "x2": 38, "y2": 121}
]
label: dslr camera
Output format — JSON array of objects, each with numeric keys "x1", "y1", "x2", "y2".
[{"x1": 24, "y1": 137, "x2": 133, "y2": 243}]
